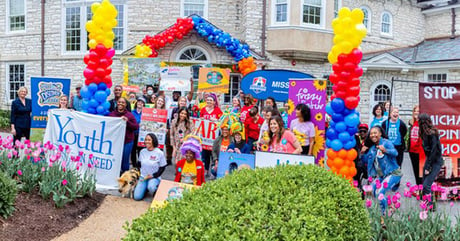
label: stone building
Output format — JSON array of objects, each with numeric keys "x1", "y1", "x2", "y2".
[{"x1": 0, "y1": 0, "x2": 458, "y2": 123}]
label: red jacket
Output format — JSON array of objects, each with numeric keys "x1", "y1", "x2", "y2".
[
  {"x1": 244, "y1": 115, "x2": 264, "y2": 141},
  {"x1": 174, "y1": 159, "x2": 206, "y2": 186}
]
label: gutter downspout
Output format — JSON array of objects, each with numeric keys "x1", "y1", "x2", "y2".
[
  {"x1": 452, "y1": 8, "x2": 456, "y2": 39},
  {"x1": 41, "y1": 0, "x2": 45, "y2": 76},
  {"x1": 261, "y1": 0, "x2": 267, "y2": 57}
]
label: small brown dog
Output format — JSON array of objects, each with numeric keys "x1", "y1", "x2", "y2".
[{"x1": 118, "y1": 168, "x2": 140, "y2": 198}]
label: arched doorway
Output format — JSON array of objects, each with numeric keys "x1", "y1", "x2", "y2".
[{"x1": 369, "y1": 80, "x2": 391, "y2": 120}]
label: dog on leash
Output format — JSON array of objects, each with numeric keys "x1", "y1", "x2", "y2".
[{"x1": 118, "y1": 168, "x2": 140, "y2": 198}]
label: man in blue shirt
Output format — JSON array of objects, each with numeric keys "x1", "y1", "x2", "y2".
[{"x1": 70, "y1": 84, "x2": 83, "y2": 111}]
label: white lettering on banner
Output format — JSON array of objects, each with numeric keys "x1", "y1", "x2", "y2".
[
  {"x1": 431, "y1": 115, "x2": 460, "y2": 126},
  {"x1": 423, "y1": 86, "x2": 457, "y2": 99},
  {"x1": 44, "y1": 109, "x2": 126, "y2": 188},
  {"x1": 272, "y1": 81, "x2": 289, "y2": 89},
  {"x1": 295, "y1": 88, "x2": 324, "y2": 110},
  {"x1": 442, "y1": 144, "x2": 460, "y2": 155},
  {"x1": 439, "y1": 129, "x2": 460, "y2": 139}
]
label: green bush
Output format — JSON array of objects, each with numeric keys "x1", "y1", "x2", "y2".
[
  {"x1": 0, "y1": 171, "x2": 18, "y2": 219},
  {"x1": 0, "y1": 109, "x2": 11, "y2": 130},
  {"x1": 124, "y1": 165, "x2": 370, "y2": 241}
]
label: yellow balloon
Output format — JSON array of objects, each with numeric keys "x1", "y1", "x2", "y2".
[
  {"x1": 110, "y1": 19, "x2": 118, "y2": 28},
  {"x1": 342, "y1": 17, "x2": 352, "y2": 28},
  {"x1": 95, "y1": 34, "x2": 105, "y2": 43},
  {"x1": 106, "y1": 31, "x2": 115, "y2": 41},
  {"x1": 88, "y1": 39, "x2": 97, "y2": 49},
  {"x1": 85, "y1": 21, "x2": 95, "y2": 33},
  {"x1": 93, "y1": 15, "x2": 104, "y2": 26},
  {"x1": 338, "y1": 7, "x2": 351, "y2": 18},
  {"x1": 333, "y1": 23, "x2": 345, "y2": 35},
  {"x1": 103, "y1": 39, "x2": 113, "y2": 48},
  {"x1": 356, "y1": 24, "x2": 367, "y2": 38},
  {"x1": 333, "y1": 35, "x2": 344, "y2": 45},
  {"x1": 91, "y1": 3, "x2": 101, "y2": 14},
  {"x1": 331, "y1": 18, "x2": 340, "y2": 28},
  {"x1": 340, "y1": 41, "x2": 353, "y2": 54},
  {"x1": 351, "y1": 8, "x2": 364, "y2": 23},
  {"x1": 328, "y1": 52, "x2": 337, "y2": 64},
  {"x1": 88, "y1": 33, "x2": 96, "y2": 40}
]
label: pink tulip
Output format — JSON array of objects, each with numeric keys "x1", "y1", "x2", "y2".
[
  {"x1": 79, "y1": 151, "x2": 84, "y2": 156},
  {"x1": 416, "y1": 195, "x2": 420, "y2": 201},
  {"x1": 395, "y1": 202, "x2": 401, "y2": 209},
  {"x1": 363, "y1": 185, "x2": 373, "y2": 193},
  {"x1": 441, "y1": 192, "x2": 448, "y2": 200},
  {"x1": 27, "y1": 155, "x2": 31, "y2": 160},
  {"x1": 383, "y1": 182, "x2": 388, "y2": 188},
  {"x1": 365, "y1": 199, "x2": 372, "y2": 208},
  {"x1": 419, "y1": 211, "x2": 428, "y2": 220},
  {"x1": 392, "y1": 195, "x2": 398, "y2": 203},
  {"x1": 58, "y1": 145, "x2": 64, "y2": 152},
  {"x1": 13, "y1": 150, "x2": 18, "y2": 156},
  {"x1": 376, "y1": 182, "x2": 382, "y2": 189},
  {"x1": 420, "y1": 201, "x2": 427, "y2": 210},
  {"x1": 24, "y1": 139, "x2": 30, "y2": 145},
  {"x1": 41, "y1": 167, "x2": 45, "y2": 172},
  {"x1": 62, "y1": 179, "x2": 68, "y2": 186},
  {"x1": 378, "y1": 193, "x2": 384, "y2": 201},
  {"x1": 368, "y1": 177, "x2": 373, "y2": 182},
  {"x1": 404, "y1": 191, "x2": 411, "y2": 198},
  {"x1": 89, "y1": 154, "x2": 94, "y2": 159},
  {"x1": 7, "y1": 152, "x2": 12, "y2": 159},
  {"x1": 353, "y1": 180, "x2": 358, "y2": 188},
  {"x1": 450, "y1": 202, "x2": 454, "y2": 207},
  {"x1": 418, "y1": 184, "x2": 423, "y2": 190},
  {"x1": 406, "y1": 182, "x2": 411, "y2": 187},
  {"x1": 17, "y1": 170, "x2": 22, "y2": 176},
  {"x1": 453, "y1": 188, "x2": 458, "y2": 195},
  {"x1": 395, "y1": 192, "x2": 401, "y2": 199},
  {"x1": 387, "y1": 198, "x2": 392, "y2": 205},
  {"x1": 88, "y1": 163, "x2": 93, "y2": 168}
]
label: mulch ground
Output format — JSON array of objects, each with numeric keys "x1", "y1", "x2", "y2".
[{"x1": 0, "y1": 191, "x2": 106, "y2": 241}]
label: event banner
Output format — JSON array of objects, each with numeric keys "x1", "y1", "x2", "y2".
[
  {"x1": 159, "y1": 66, "x2": 192, "y2": 92},
  {"x1": 198, "y1": 67, "x2": 230, "y2": 93},
  {"x1": 288, "y1": 79, "x2": 326, "y2": 165},
  {"x1": 255, "y1": 151, "x2": 315, "y2": 168},
  {"x1": 216, "y1": 152, "x2": 255, "y2": 178},
  {"x1": 43, "y1": 109, "x2": 126, "y2": 188},
  {"x1": 240, "y1": 70, "x2": 314, "y2": 101},
  {"x1": 138, "y1": 108, "x2": 168, "y2": 148},
  {"x1": 151, "y1": 180, "x2": 200, "y2": 209},
  {"x1": 127, "y1": 57, "x2": 161, "y2": 86},
  {"x1": 419, "y1": 83, "x2": 460, "y2": 185},
  {"x1": 30, "y1": 77, "x2": 71, "y2": 142},
  {"x1": 191, "y1": 118, "x2": 219, "y2": 151}
]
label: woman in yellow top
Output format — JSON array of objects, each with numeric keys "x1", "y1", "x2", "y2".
[{"x1": 174, "y1": 135, "x2": 205, "y2": 186}]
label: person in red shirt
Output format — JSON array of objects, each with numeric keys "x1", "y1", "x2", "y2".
[
  {"x1": 244, "y1": 106, "x2": 264, "y2": 152},
  {"x1": 240, "y1": 94, "x2": 254, "y2": 123},
  {"x1": 408, "y1": 105, "x2": 422, "y2": 185},
  {"x1": 199, "y1": 93, "x2": 222, "y2": 176}
]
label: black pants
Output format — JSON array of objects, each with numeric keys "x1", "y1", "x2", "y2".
[
  {"x1": 409, "y1": 152, "x2": 422, "y2": 185},
  {"x1": 130, "y1": 133, "x2": 141, "y2": 168},
  {"x1": 422, "y1": 160, "x2": 443, "y2": 198},
  {"x1": 14, "y1": 127, "x2": 30, "y2": 143},
  {"x1": 394, "y1": 144, "x2": 405, "y2": 167},
  {"x1": 301, "y1": 145, "x2": 310, "y2": 155},
  {"x1": 201, "y1": 149, "x2": 212, "y2": 171}
]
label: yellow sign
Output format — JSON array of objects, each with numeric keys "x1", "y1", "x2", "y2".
[{"x1": 198, "y1": 68, "x2": 230, "y2": 93}]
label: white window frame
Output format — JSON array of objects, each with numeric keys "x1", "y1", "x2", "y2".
[
  {"x1": 6, "y1": 0, "x2": 26, "y2": 33},
  {"x1": 181, "y1": 0, "x2": 208, "y2": 18},
  {"x1": 61, "y1": 0, "x2": 127, "y2": 55},
  {"x1": 271, "y1": 0, "x2": 290, "y2": 26},
  {"x1": 380, "y1": 11, "x2": 393, "y2": 37},
  {"x1": 6, "y1": 63, "x2": 26, "y2": 101},
  {"x1": 224, "y1": 74, "x2": 242, "y2": 105},
  {"x1": 333, "y1": 0, "x2": 341, "y2": 18},
  {"x1": 300, "y1": 0, "x2": 326, "y2": 29},
  {"x1": 360, "y1": 6, "x2": 371, "y2": 34},
  {"x1": 424, "y1": 70, "x2": 449, "y2": 83},
  {"x1": 175, "y1": 45, "x2": 211, "y2": 64}
]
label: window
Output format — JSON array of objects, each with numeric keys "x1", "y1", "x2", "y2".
[
  {"x1": 302, "y1": 0, "x2": 323, "y2": 26},
  {"x1": 8, "y1": 0, "x2": 26, "y2": 31},
  {"x1": 361, "y1": 6, "x2": 371, "y2": 32},
  {"x1": 274, "y1": 0, "x2": 288, "y2": 23},
  {"x1": 176, "y1": 46, "x2": 210, "y2": 63},
  {"x1": 333, "y1": 0, "x2": 341, "y2": 18},
  {"x1": 63, "y1": 1, "x2": 127, "y2": 53},
  {"x1": 381, "y1": 11, "x2": 392, "y2": 35},
  {"x1": 326, "y1": 79, "x2": 333, "y2": 97},
  {"x1": 182, "y1": 0, "x2": 207, "y2": 18},
  {"x1": 7, "y1": 64, "x2": 25, "y2": 100},
  {"x1": 224, "y1": 75, "x2": 241, "y2": 104},
  {"x1": 374, "y1": 84, "x2": 391, "y2": 102},
  {"x1": 427, "y1": 73, "x2": 447, "y2": 83}
]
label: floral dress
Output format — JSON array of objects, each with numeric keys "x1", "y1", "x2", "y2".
[{"x1": 170, "y1": 119, "x2": 195, "y2": 164}]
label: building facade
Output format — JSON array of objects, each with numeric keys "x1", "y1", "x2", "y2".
[{"x1": 0, "y1": 0, "x2": 459, "y2": 123}]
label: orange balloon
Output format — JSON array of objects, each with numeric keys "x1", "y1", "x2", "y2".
[
  {"x1": 339, "y1": 166, "x2": 350, "y2": 177},
  {"x1": 331, "y1": 167, "x2": 338, "y2": 174},
  {"x1": 345, "y1": 160, "x2": 352, "y2": 167},
  {"x1": 347, "y1": 149, "x2": 358, "y2": 160},
  {"x1": 334, "y1": 157, "x2": 344, "y2": 168},
  {"x1": 327, "y1": 149, "x2": 338, "y2": 159},
  {"x1": 338, "y1": 149, "x2": 348, "y2": 159},
  {"x1": 327, "y1": 158, "x2": 334, "y2": 168},
  {"x1": 350, "y1": 166, "x2": 357, "y2": 177}
]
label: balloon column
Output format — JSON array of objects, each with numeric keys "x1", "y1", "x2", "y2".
[
  {"x1": 325, "y1": 8, "x2": 367, "y2": 180},
  {"x1": 81, "y1": 0, "x2": 117, "y2": 115},
  {"x1": 133, "y1": 15, "x2": 256, "y2": 75}
]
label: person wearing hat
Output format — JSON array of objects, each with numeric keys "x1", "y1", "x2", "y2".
[
  {"x1": 70, "y1": 83, "x2": 83, "y2": 111},
  {"x1": 354, "y1": 123, "x2": 369, "y2": 190},
  {"x1": 130, "y1": 96, "x2": 146, "y2": 168},
  {"x1": 175, "y1": 135, "x2": 206, "y2": 186},
  {"x1": 227, "y1": 122, "x2": 251, "y2": 154}
]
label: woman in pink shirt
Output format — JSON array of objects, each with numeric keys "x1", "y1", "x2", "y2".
[
  {"x1": 269, "y1": 115, "x2": 302, "y2": 154},
  {"x1": 290, "y1": 104, "x2": 315, "y2": 155}
]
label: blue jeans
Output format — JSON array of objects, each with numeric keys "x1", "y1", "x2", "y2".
[
  {"x1": 372, "y1": 174, "x2": 402, "y2": 213},
  {"x1": 423, "y1": 161, "x2": 443, "y2": 197},
  {"x1": 133, "y1": 177, "x2": 161, "y2": 201},
  {"x1": 121, "y1": 141, "x2": 133, "y2": 173}
]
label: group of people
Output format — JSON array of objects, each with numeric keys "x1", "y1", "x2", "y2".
[{"x1": 359, "y1": 102, "x2": 442, "y2": 212}]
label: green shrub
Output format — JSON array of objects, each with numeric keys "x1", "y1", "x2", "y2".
[
  {"x1": 0, "y1": 171, "x2": 18, "y2": 219},
  {"x1": 0, "y1": 109, "x2": 11, "y2": 130},
  {"x1": 124, "y1": 165, "x2": 371, "y2": 241}
]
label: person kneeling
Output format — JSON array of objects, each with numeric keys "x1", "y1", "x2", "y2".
[
  {"x1": 133, "y1": 133, "x2": 167, "y2": 201},
  {"x1": 175, "y1": 135, "x2": 206, "y2": 186}
]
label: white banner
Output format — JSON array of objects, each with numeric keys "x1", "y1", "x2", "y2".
[
  {"x1": 255, "y1": 151, "x2": 315, "y2": 168},
  {"x1": 159, "y1": 67, "x2": 192, "y2": 91},
  {"x1": 44, "y1": 109, "x2": 126, "y2": 188}
]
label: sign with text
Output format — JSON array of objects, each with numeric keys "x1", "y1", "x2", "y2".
[
  {"x1": 31, "y1": 77, "x2": 71, "y2": 142},
  {"x1": 255, "y1": 151, "x2": 315, "y2": 168},
  {"x1": 127, "y1": 57, "x2": 161, "y2": 87},
  {"x1": 43, "y1": 109, "x2": 126, "y2": 188},
  {"x1": 240, "y1": 70, "x2": 314, "y2": 101},
  {"x1": 288, "y1": 79, "x2": 326, "y2": 164},
  {"x1": 198, "y1": 67, "x2": 230, "y2": 93},
  {"x1": 419, "y1": 83, "x2": 460, "y2": 185},
  {"x1": 216, "y1": 152, "x2": 255, "y2": 178},
  {"x1": 138, "y1": 108, "x2": 168, "y2": 148},
  {"x1": 159, "y1": 67, "x2": 192, "y2": 91},
  {"x1": 191, "y1": 118, "x2": 219, "y2": 151},
  {"x1": 151, "y1": 180, "x2": 200, "y2": 209}
]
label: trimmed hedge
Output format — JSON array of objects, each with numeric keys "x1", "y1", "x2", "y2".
[
  {"x1": 0, "y1": 171, "x2": 17, "y2": 219},
  {"x1": 124, "y1": 165, "x2": 370, "y2": 241}
]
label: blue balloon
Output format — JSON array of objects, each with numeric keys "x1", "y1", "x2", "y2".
[
  {"x1": 347, "y1": 126, "x2": 359, "y2": 136},
  {"x1": 98, "y1": 82, "x2": 107, "y2": 91},
  {"x1": 102, "y1": 101, "x2": 110, "y2": 110},
  {"x1": 89, "y1": 99, "x2": 99, "y2": 108},
  {"x1": 80, "y1": 86, "x2": 92, "y2": 99},
  {"x1": 344, "y1": 139, "x2": 357, "y2": 150},
  {"x1": 96, "y1": 105, "x2": 105, "y2": 114},
  {"x1": 338, "y1": 132, "x2": 351, "y2": 143},
  {"x1": 331, "y1": 112, "x2": 344, "y2": 122},
  {"x1": 87, "y1": 107, "x2": 96, "y2": 114},
  {"x1": 326, "y1": 128, "x2": 338, "y2": 140},
  {"x1": 325, "y1": 103, "x2": 333, "y2": 115},
  {"x1": 88, "y1": 83, "x2": 98, "y2": 94},
  {"x1": 345, "y1": 113, "x2": 360, "y2": 127},
  {"x1": 326, "y1": 139, "x2": 331, "y2": 148},
  {"x1": 94, "y1": 90, "x2": 108, "y2": 103},
  {"x1": 331, "y1": 139, "x2": 343, "y2": 151},
  {"x1": 335, "y1": 121, "x2": 347, "y2": 133},
  {"x1": 342, "y1": 107, "x2": 352, "y2": 115},
  {"x1": 208, "y1": 36, "x2": 215, "y2": 43},
  {"x1": 105, "y1": 88, "x2": 111, "y2": 96},
  {"x1": 331, "y1": 98, "x2": 345, "y2": 113},
  {"x1": 329, "y1": 120, "x2": 336, "y2": 128},
  {"x1": 81, "y1": 100, "x2": 89, "y2": 111}
]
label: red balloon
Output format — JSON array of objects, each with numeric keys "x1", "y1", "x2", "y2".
[
  {"x1": 337, "y1": 80, "x2": 348, "y2": 90},
  {"x1": 99, "y1": 58, "x2": 109, "y2": 68},
  {"x1": 344, "y1": 62, "x2": 355, "y2": 71},
  {"x1": 340, "y1": 71, "x2": 351, "y2": 80},
  {"x1": 83, "y1": 54, "x2": 90, "y2": 64},
  {"x1": 89, "y1": 51, "x2": 99, "y2": 61},
  {"x1": 83, "y1": 68, "x2": 95, "y2": 79},
  {"x1": 350, "y1": 77, "x2": 360, "y2": 86},
  {"x1": 351, "y1": 48, "x2": 363, "y2": 64},
  {"x1": 337, "y1": 53, "x2": 349, "y2": 64},
  {"x1": 332, "y1": 63, "x2": 342, "y2": 73},
  {"x1": 96, "y1": 68, "x2": 106, "y2": 77},
  {"x1": 87, "y1": 61, "x2": 98, "y2": 69},
  {"x1": 354, "y1": 67, "x2": 363, "y2": 77},
  {"x1": 105, "y1": 67, "x2": 112, "y2": 75},
  {"x1": 329, "y1": 73, "x2": 339, "y2": 84},
  {"x1": 95, "y1": 44, "x2": 108, "y2": 56},
  {"x1": 330, "y1": 94, "x2": 336, "y2": 100},
  {"x1": 93, "y1": 76, "x2": 102, "y2": 84},
  {"x1": 336, "y1": 91, "x2": 346, "y2": 99},
  {"x1": 348, "y1": 86, "x2": 360, "y2": 97},
  {"x1": 103, "y1": 76, "x2": 112, "y2": 84},
  {"x1": 345, "y1": 96, "x2": 359, "y2": 109},
  {"x1": 85, "y1": 79, "x2": 91, "y2": 86},
  {"x1": 107, "y1": 58, "x2": 113, "y2": 66}
]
